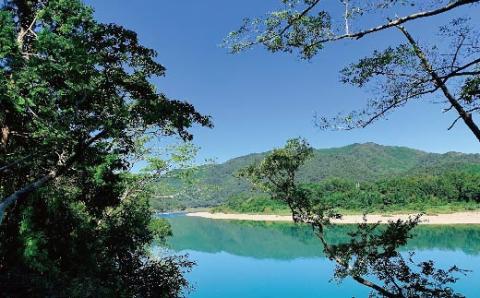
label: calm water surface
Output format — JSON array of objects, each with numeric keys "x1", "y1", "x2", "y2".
[{"x1": 159, "y1": 216, "x2": 480, "y2": 298}]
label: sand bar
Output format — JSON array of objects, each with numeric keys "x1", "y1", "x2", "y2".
[{"x1": 186, "y1": 211, "x2": 480, "y2": 225}]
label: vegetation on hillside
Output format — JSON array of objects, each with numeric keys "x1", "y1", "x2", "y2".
[
  {"x1": 214, "y1": 171, "x2": 480, "y2": 214},
  {"x1": 156, "y1": 143, "x2": 480, "y2": 211}
]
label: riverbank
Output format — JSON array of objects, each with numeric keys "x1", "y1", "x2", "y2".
[{"x1": 186, "y1": 211, "x2": 480, "y2": 224}]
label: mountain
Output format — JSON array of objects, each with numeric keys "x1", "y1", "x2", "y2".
[{"x1": 153, "y1": 143, "x2": 480, "y2": 210}]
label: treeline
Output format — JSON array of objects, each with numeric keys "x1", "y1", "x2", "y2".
[
  {"x1": 213, "y1": 193, "x2": 290, "y2": 214},
  {"x1": 157, "y1": 143, "x2": 480, "y2": 211},
  {"x1": 214, "y1": 171, "x2": 480, "y2": 214}
]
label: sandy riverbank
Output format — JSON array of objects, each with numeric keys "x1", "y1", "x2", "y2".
[{"x1": 186, "y1": 211, "x2": 480, "y2": 225}]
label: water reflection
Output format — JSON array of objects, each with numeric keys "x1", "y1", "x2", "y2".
[{"x1": 167, "y1": 216, "x2": 480, "y2": 260}]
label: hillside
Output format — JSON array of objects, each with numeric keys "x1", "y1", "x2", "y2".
[{"x1": 153, "y1": 143, "x2": 480, "y2": 210}]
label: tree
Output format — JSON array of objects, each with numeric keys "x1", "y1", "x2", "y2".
[
  {"x1": 238, "y1": 138, "x2": 314, "y2": 222},
  {"x1": 224, "y1": 0, "x2": 480, "y2": 141},
  {"x1": 0, "y1": 0, "x2": 211, "y2": 296},
  {"x1": 227, "y1": 3, "x2": 479, "y2": 295},
  {"x1": 240, "y1": 138, "x2": 467, "y2": 298},
  {"x1": 146, "y1": 143, "x2": 220, "y2": 212}
]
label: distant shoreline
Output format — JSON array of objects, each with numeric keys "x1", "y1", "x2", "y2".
[{"x1": 186, "y1": 211, "x2": 480, "y2": 225}]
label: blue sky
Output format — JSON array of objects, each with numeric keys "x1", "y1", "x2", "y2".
[{"x1": 85, "y1": 0, "x2": 479, "y2": 162}]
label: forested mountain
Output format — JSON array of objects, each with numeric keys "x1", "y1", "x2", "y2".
[{"x1": 153, "y1": 143, "x2": 480, "y2": 210}]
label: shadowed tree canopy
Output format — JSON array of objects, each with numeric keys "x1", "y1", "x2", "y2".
[
  {"x1": 225, "y1": 0, "x2": 480, "y2": 141},
  {"x1": 0, "y1": 0, "x2": 211, "y2": 296},
  {"x1": 0, "y1": 0, "x2": 211, "y2": 215}
]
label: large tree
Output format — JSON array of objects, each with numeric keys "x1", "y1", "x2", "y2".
[
  {"x1": 225, "y1": 0, "x2": 480, "y2": 141},
  {"x1": 0, "y1": 0, "x2": 211, "y2": 296}
]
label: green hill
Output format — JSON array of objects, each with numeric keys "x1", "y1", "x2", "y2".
[{"x1": 153, "y1": 143, "x2": 480, "y2": 210}]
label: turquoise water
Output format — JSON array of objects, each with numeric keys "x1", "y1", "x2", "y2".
[{"x1": 162, "y1": 216, "x2": 480, "y2": 297}]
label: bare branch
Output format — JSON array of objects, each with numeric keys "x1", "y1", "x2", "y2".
[
  {"x1": 443, "y1": 105, "x2": 454, "y2": 113},
  {"x1": 328, "y1": 0, "x2": 479, "y2": 41},
  {"x1": 342, "y1": 0, "x2": 350, "y2": 35},
  {"x1": 441, "y1": 57, "x2": 480, "y2": 82},
  {"x1": 450, "y1": 34, "x2": 467, "y2": 72},
  {"x1": 448, "y1": 116, "x2": 462, "y2": 130},
  {"x1": 397, "y1": 25, "x2": 480, "y2": 142},
  {"x1": 353, "y1": 87, "x2": 440, "y2": 130},
  {"x1": 447, "y1": 71, "x2": 480, "y2": 77}
]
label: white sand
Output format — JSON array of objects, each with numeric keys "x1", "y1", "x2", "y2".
[{"x1": 186, "y1": 211, "x2": 480, "y2": 225}]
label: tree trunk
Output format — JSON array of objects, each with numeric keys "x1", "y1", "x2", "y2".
[
  {"x1": 1, "y1": 126, "x2": 10, "y2": 151},
  {"x1": 0, "y1": 170, "x2": 56, "y2": 224}
]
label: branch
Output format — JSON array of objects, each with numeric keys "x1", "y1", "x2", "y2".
[
  {"x1": 441, "y1": 57, "x2": 480, "y2": 82},
  {"x1": 443, "y1": 105, "x2": 454, "y2": 113},
  {"x1": 1, "y1": 126, "x2": 10, "y2": 151},
  {"x1": 352, "y1": 276, "x2": 399, "y2": 298},
  {"x1": 284, "y1": 208, "x2": 398, "y2": 298},
  {"x1": 277, "y1": 0, "x2": 321, "y2": 37},
  {"x1": 0, "y1": 130, "x2": 108, "y2": 223},
  {"x1": 17, "y1": 14, "x2": 38, "y2": 49},
  {"x1": 383, "y1": 259, "x2": 404, "y2": 296},
  {"x1": 310, "y1": 217, "x2": 399, "y2": 298},
  {"x1": 448, "y1": 116, "x2": 462, "y2": 130},
  {"x1": 453, "y1": 58, "x2": 480, "y2": 74},
  {"x1": 446, "y1": 71, "x2": 480, "y2": 77},
  {"x1": 450, "y1": 34, "x2": 467, "y2": 72},
  {"x1": 119, "y1": 175, "x2": 150, "y2": 201},
  {"x1": 0, "y1": 154, "x2": 34, "y2": 174},
  {"x1": 309, "y1": 0, "x2": 479, "y2": 45},
  {"x1": 342, "y1": 0, "x2": 350, "y2": 35},
  {"x1": 358, "y1": 102, "x2": 402, "y2": 129},
  {"x1": 352, "y1": 86, "x2": 440, "y2": 129},
  {"x1": 397, "y1": 25, "x2": 480, "y2": 142},
  {"x1": 0, "y1": 168, "x2": 57, "y2": 223}
]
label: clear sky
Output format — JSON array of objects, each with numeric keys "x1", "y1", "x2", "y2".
[{"x1": 85, "y1": 0, "x2": 479, "y2": 162}]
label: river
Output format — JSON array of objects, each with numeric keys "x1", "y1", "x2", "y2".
[{"x1": 158, "y1": 215, "x2": 480, "y2": 297}]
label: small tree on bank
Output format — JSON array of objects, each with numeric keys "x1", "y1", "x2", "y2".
[{"x1": 240, "y1": 138, "x2": 467, "y2": 298}]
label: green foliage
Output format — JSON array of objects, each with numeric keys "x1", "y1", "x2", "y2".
[
  {"x1": 161, "y1": 143, "x2": 480, "y2": 211},
  {"x1": 238, "y1": 138, "x2": 467, "y2": 297},
  {"x1": 226, "y1": 0, "x2": 480, "y2": 140},
  {"x1": 237, "y1": 138, "x2": 313, "y2": 197},
  {"x1": 461, "y1": 75, "x2": 480, "y2": 102},
  {"x1": 223, "y1": 0, "x2": 457, "y2": 60},
  {"x1": 149, "y1": 218, "x2": 173, "y2": 243},
  {"x1": 309, "y1": 172, "x2": 480, "y2": 212},
  {"x1": 223, "y1": 1, "x2": 480, "y2": 295},
  {"x1": 223, "y1": 0, "x2": 334, "y2": 59},
  {"x1": 212, "y1": 193, "x2": 289, "y2": 214},
  {"x1": 146, "y1": 142, "x2": 219, "y2": 212},
  {"x1": 0, "y1": 0, "x2": 210, "y2": 296},
  {"x1": 215, "y1": 171, "x2": 480, "y2": 214}
]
